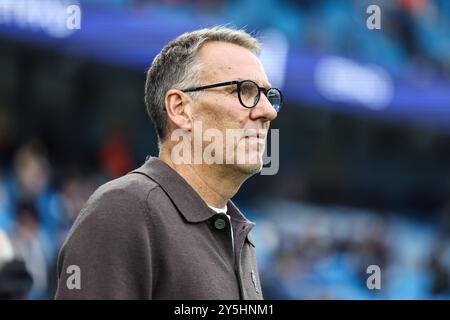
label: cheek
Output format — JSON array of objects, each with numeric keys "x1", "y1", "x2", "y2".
[
  {"x1": 191, "y1": 98, "x2": 215, "y2": 125},
  {"x1": 216, "y1": 99, "x2": 249, "y2": 129},
  {"x1": 195, "y1": 94, "x2": 249, "y2": 130}
]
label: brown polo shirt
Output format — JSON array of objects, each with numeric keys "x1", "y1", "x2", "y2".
[{"x1": 55, "y1": 157, "x2": 263, "y2": 299}]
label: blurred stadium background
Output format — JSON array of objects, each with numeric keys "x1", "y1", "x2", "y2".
[{"x1": 0, "y1": 0, "x2": 449, "y2": 299}]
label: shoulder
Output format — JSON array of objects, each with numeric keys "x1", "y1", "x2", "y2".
[
  {"x1": 63, "y1": 173, "x2": 161, "y2": 244},
  {"x1": 92, "y1": 172, "x2": 158, "y2": 205},
  {"x1": 58, "y1": 173, "x2": 161, "y2": 265},
  {"x1": 80, "y1": 172, "x2": 158, "y2": 218},
  {"x1": 55, "y1": 173, "x2": 159, "y2": 299}
]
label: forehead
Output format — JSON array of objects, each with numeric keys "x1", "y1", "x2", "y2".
[{"x1": 197, "y1": 41, "x2": 270, "y2": 87}]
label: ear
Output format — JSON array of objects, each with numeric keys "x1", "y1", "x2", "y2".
[{"x1": 164, "y1": 89, "x2": 193, "y2": 132}]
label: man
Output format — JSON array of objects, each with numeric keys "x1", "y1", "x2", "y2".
[{"x1": 55, "y1": 26, "x2": 282, "y2": 299}]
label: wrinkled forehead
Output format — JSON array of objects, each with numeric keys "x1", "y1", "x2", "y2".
[{"x1": 197, "y1": 41, "x2": 271, "y2": 88}]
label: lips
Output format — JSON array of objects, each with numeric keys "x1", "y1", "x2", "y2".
[
  {"x1": 243, "y1": 129, "x2": 267, "y2": 140},
  {"x1": 243, "y1": 133, "x2": 267, "y2": 147},
  {"x1": 245, "y1": 135, "x2": 265, "y2": 140}
]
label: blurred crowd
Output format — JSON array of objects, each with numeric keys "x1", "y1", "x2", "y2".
[
  {"x1": 0, "y1": 141, "x2": 110, "y2": 299},
  {"x1": 251, "y1": 201, "x2": 450, "y2": 299},
  {"x1": 82, "y1": 0, "x2": 450, "y2": 77}
]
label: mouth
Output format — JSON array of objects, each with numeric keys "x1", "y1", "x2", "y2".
[
  {"x1": 243, "y1": 130, "x2": 267, "y2": 140},
  {"x1": 245, "y1": 135, "x2": 265, "y2": 140},
  {"x1": 243, "y1": 133, "x2": 267, "y2": 144}
]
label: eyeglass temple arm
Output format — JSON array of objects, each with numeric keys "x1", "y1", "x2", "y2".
[{"x1": 183, "y1": 81, "x2": 239, "y2": 92}]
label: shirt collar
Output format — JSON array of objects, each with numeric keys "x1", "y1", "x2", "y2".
[{"x1": 131, "y1": 156, "x2": 254, "y2": 226}]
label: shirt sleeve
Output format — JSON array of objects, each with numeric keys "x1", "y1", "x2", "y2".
[{"x1": 54, "y1": 187, "x2": 153, "y2": 300}]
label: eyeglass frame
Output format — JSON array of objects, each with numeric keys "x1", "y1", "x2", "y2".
[{"x1": 182, "y1": 80, "x2": 283, "y2": 111}]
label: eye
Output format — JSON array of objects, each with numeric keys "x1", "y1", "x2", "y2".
[{"x1": 240, "y1": 81, "x2": 258, "y2": 99}]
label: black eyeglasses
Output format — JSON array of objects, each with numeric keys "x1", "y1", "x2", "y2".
[{"x1": 183, "y1": 80, "x2": 283, "y2": 112}]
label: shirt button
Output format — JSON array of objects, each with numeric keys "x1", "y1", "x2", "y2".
[{"x1": 214, "y1": 218, "x2": 226, "y2": 230}]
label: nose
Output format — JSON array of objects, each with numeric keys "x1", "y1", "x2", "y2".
[{"x1": 249, "y1": 93, "x2": 278, "y2": 121}]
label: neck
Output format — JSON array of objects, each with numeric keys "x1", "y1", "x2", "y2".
[{"x1": 159, "y1": 144, "x2": 247, "y2": 208}]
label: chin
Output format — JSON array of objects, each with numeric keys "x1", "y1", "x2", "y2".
[{"x1": 235, "y1": 158, "x2": 263, "y2": 175}]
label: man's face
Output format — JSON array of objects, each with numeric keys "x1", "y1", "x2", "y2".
[{"x1": 189, "y1": 41, "x2": 278, "y2": 175}]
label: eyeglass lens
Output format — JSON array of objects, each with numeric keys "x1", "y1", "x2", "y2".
[{"x1": 239, "y1": 81, "x2": 281, "y2": 112}]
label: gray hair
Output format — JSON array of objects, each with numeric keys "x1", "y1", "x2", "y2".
[{"x1": 144, "y1": 26, "x2": 261, "y2": 146}]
